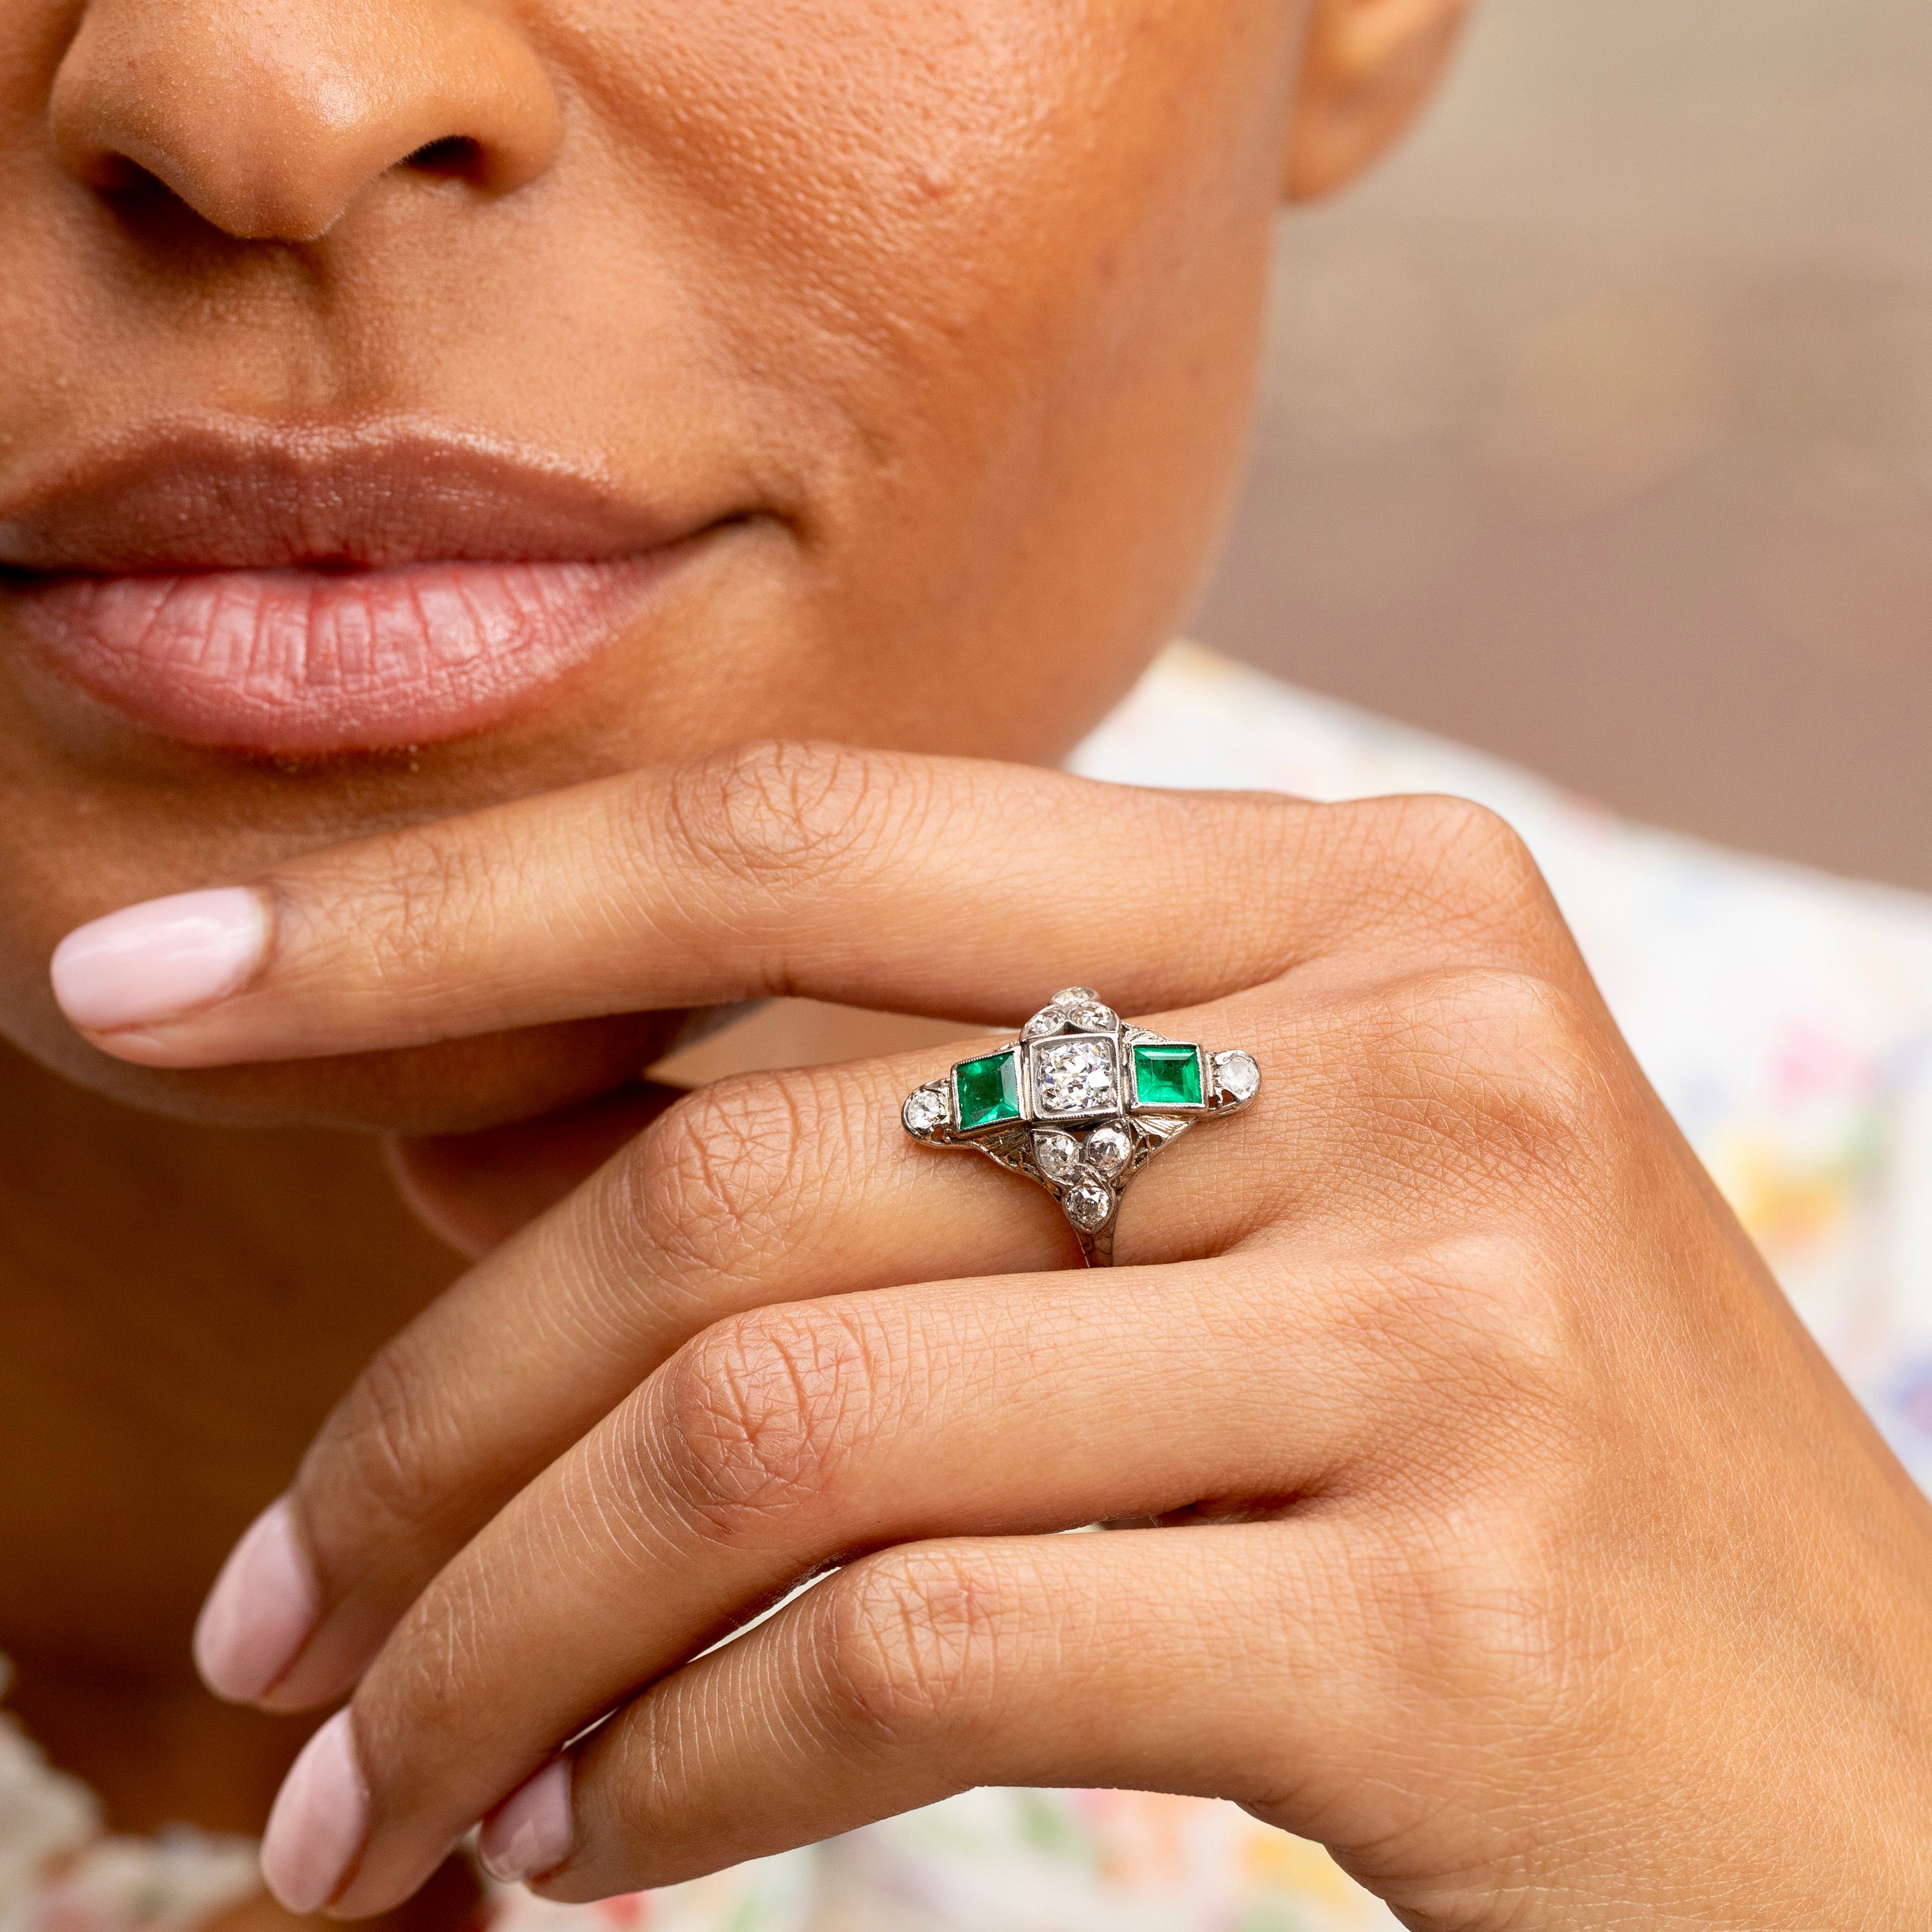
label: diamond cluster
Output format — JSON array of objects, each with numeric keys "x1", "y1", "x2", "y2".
[
  {"x1": 1024, "y1": 986, "x2": 1117, "y2": 1040},
  {"x1": 907, "y1": 987, "x2": 1259, "y2": 1252},
  {"x1": 1031, "y1": 1120, "x2": 1134, "y2": 1228},
  {"x1": 1019, "y1": 990, "x2": 1131, "y2": 1226},
  {"x1": 1036, "y1": 1132, "x2": 1116, "y2": 1223}
]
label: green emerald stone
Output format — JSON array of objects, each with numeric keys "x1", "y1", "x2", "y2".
[
  {"x1": 954, "y1": 1048, "x2": 1022, "y2": 1130},
  {"x1": 1133, "y1": 1042, "x2": 1203, "y2": 1108}
]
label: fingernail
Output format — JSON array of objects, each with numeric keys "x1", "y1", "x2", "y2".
[
  {"x1": 260, "y1": 1710, "x2": 369, "y2": 1914},
  {"x1": 193, "y1": 1497, "x2": 320, "y2": 1704},
  {"x1": 478, "y1": 1761, "x2": 575, "y2": 1886},
  {"x1": 51, "y1": 887, "x2": 267, "y2": 1033}
]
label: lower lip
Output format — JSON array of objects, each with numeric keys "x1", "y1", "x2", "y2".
[{"x1": 8, "y1": 555, "x2": 672, "y2": 755}]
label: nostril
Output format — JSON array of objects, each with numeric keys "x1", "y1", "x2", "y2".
[
  {"x1": 66, "y1": 146, "x2": 158, "y2": 196},
  {"x1": 78, "y1": 152, "x2": 221, "y2": 235},
  {"x1": 402, "y1": 136, "x2": 481, "y2": 179},
  {"x1": 50, "y1": 0, "x2": 562, "y2": 242}
]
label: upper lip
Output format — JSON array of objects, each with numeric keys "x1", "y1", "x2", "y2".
[{"x1": 0, "y1": 418, "x2": 709, "y2": 575}]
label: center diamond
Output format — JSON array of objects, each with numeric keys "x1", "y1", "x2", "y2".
[{"x1": 1031, "y1": 1036, "x2": 1119, "y2": 1117}]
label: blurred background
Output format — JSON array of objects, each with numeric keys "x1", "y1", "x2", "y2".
[{"x1": 1194, "y1": 0, "x2": 1932, "y2": 890}]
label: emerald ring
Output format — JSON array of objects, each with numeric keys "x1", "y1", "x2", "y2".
[{"x1": 901, "y1": 988, "x2": 1262, "y2": 1267}]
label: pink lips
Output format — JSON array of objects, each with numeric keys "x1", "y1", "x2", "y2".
[
  {"x1": 0, "y1": 424, "x2": 724, "y2": 755},
  {"x1": 16, "y1": 558, "x2": 661, "y2": 755}
]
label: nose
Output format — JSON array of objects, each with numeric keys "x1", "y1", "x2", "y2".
[{"x1": 50, "y1": 0, "x2": 562, "y2": 242}]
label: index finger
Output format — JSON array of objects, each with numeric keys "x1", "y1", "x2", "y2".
[{"x1": 47, "y1": 741, "x2": 1563, "y2": 1068}]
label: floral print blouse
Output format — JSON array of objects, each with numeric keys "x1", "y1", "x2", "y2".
[{"x1": 11, "y1": 644, "x2": 1932, "y2": 1932}]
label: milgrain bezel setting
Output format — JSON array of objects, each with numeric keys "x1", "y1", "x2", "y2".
[
  {"x1": 1126, "y1": 1039, "x2": 1208, "y2": 1114},
  {"x1": 948, "y1": 1048, "x2": 1022, "y2": 1135},
  {"x1": 901, "y1": 987, "x2": 1262, "y2": 1266},
  {"x1": 1027, "y1": 1032, "x2": 1122, "y2": 1125}
]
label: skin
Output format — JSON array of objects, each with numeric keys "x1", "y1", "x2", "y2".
[
  {"x1": 1, "y1": 0, "x2": 1417, "y2": 1132},
  {"x1": 8, "y1": 2, "x2": 1931, "y2": 1930},
  {"x1": 1, "y1": 0, "x2": 1439, "y2": 1781},
  {"x1": 84, "y1": 764, "x2": 1932, "y2": 1929}
]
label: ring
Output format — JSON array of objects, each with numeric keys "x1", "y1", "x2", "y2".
[{"x1": 901, "y1": 987, "x2": 1262, "y2": 1266}]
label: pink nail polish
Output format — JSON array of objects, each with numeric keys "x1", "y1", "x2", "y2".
[
  {"x1": 478, "y1": 1761, "x2": 575, "y2": 1886},
  {"x1": 260, "y1": 1710, "x2": 369, "y2": 1914},
  {"x1": 51, "y1": 887, "x2": 267, "y2": 1033},
  {"x1": 193, "y1": 1497, "x2": 321, "y2": 1704}
]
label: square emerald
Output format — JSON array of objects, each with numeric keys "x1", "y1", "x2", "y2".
[
  {"x1": 1133, "y1": 1042, "x2": 1204, "y2": 1109},
  {"x1": 954, "y1": 1048, "x2": 1022, "y2": 1130}
]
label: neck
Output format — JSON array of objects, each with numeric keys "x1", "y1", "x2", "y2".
[{"x1": 0, "y1": 1034, "x2": 462, "y2": 1836}]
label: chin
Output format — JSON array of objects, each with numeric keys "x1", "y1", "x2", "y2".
[{"x1": 4, "y1": 999, "x2": 679, "y2": 1135}]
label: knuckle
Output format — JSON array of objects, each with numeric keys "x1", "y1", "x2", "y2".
[
  {"x1": 1351, "y1": 795, "x2": 1554, "y2": 944},
  {"x1": 1415, "y1": 794, "x2": 1544, "y2": 906},
  {"x1": 621, "y1": 1070, "x2": 832, "y2": 1279},
  {"x1": 1372, "y1": 1226, "x2": 1584, "y2": 1415},
  {"x1": 282, "y1": 823, "x2": 484, "y2": 988},
  {"x1": 651, "y1": 1304, "x2": 876, "y2": 1537},
  {"x1": 299, "y1": 1329, "x2": 454, "y2": 1563},
  {"x1": 1368, "y1": 965, "x2": 1610, "y2": 1177},
  {"x1": 663, "y1": 739, "x2": 907, "y2": 899},
  {"x1": 1367, "y1": 1505, "x2": 1570, "y2": 1707},
  {"x1": 373, "y1": 832, "x2": 470, "y2": 958},
  {"x1": 813, "y1": 1546, "x2": 1007, "y2": 1745},
  {"x1": 356, "y1": 1568, "x2": 498, "y2": 1768}
]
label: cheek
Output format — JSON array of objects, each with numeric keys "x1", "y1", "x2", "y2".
[{"x1": 555, "y1": 0, "x2": 1300, "y2": 749}]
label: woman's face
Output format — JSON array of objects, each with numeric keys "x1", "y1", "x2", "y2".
[{"x1": 0, "y1": 0, "x2": 1433, "y2": 1133}]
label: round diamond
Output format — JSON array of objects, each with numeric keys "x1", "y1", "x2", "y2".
[
  {"x1": 1034, "y1": 1038, "x2": 1117, "y2": 1115},
  {"x1": 1064, "y1": 1180, "x2": 1113, "y2": 1231},
  {"x1": 1083, "y1": 1125, "x2": 1132, "y2": 1177},
  {"x1": 1070, "y1": 1001, "x2": 1117, "y2": 1031},
  {"x1": 1213, "y1": 1051, "x2": 1260, "y2": 1103},
  {"x1": 1052, "y1": 987, "x2": 1099, "y2": 1009},
  {"x1": 1022, "y1": 1008, "x2": 1064, "y2": 1041},
  {"x1": 902, "y1": 1088, "x2": 948, "y2": 1134},
  {"x1": 1033, "y1": 1130, "x2": 1080, "y2": 1182}
]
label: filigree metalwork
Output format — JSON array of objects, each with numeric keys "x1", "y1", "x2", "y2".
[{"x1": 901, "y1": 987, "x2": 1262, "y2": 1266}]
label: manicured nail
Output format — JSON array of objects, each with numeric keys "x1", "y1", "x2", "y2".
[
  {"x1": 260, "y1": 1710, "x2": 369, "y2": 1914},
  {"x1": 51, "y1": 887, "x2": 267, "y2": 1033},
  {"x1": 193, "y1": 1497, "x2": 320, "y2": 1704},
  {"x1": 478, "y1": 1761, "x2": 575, "y2": 1885}
]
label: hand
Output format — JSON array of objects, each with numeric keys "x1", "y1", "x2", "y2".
[{"x1": 58, "y1": 743, "x2": 1932, "y2": 1928}]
